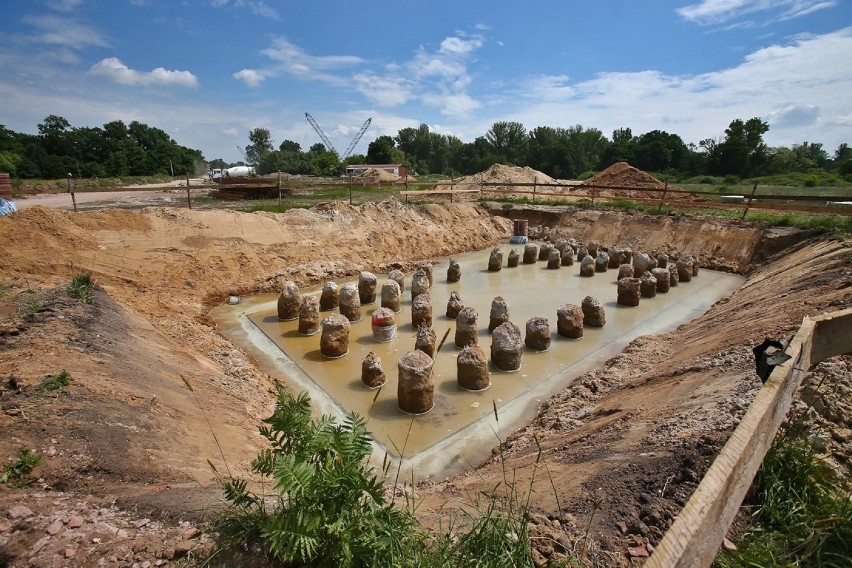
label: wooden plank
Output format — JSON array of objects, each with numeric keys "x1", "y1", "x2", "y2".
[
  {"x1": 646, "y1": 317, "x2": 813, "y2": 567},
  {"x1": 648, "y1": 308, "x2": 852, "y2": 567},
  {"x1": 809, "y1": 308, "x2": 852, "y2": 368}
]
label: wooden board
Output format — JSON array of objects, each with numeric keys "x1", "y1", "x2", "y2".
[{"x1": 646, "y1": 308, "x2": 852, "y2": 567}]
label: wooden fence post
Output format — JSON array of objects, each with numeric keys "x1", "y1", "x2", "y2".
[
  {"x1": 67, "y1": 174, "x2": 77, "y2": 213},
  {"x1": 741, "y1": 182, "x2": 758, "y2": 220},
  {"x1": 186, "y1": 173, "x2": 191, "y2": 209},
  {"x1": 277, "y1": 171, "x2": 282, "y2": 207},
  {"x1": 657, "y1": 178, "x2": 669, "y2": 213},
  {"x1": 533, "y1": 177, "x2": 537, "y2": 202},
  {"x1": 349, "y1": 173, "x2": 353, "y2": 205}
]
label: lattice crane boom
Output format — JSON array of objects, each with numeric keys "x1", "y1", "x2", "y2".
[
  {"x1": 305, "y1": 113, "x2": 338, "y2": 155},
  {"x1": 341, "y1": 118, "x2": 372, "y2": 159}
]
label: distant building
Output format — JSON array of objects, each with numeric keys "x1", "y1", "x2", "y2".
[{"x1": 345, "y1": 164, "x2": 408, "y2": 178}]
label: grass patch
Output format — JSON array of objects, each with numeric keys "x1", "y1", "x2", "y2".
[
  {"x1": 0, "y1": 282, "x2": 8, "y2": 300},
  {"x1": 37, "y1": 369, "x2": 72, "y2": 395},
  {"x1": 68, "y1": 271, "x2": 95, "y2": 304},
  {"x1": 0, "y1": 449, "x2": 44, "y2": 487},
  {"x1": 715, "y1": 420, "x2": 852, "y2": 568},
  {"x1": 212, "y1": 184, "x2": 403, "y2": 213}
]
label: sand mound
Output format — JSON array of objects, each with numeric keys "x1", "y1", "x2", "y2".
[
  {"x1": 358, "y1": 167, "x2": 400, "y2": 182},
  {"x1": 436, "y1": 163, "x2": 564, "y2": 195},
  {"x1": 579, "y1": 162, "x2": 673, "y2": 199}
]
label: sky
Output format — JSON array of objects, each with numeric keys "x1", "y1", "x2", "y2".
[{"x1": 1, "y1": 0, "x2": 851, "y2": 165}]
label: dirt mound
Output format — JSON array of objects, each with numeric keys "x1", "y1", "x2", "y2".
[
  {"x1": 438, "y1": 163, "x2": 564, "y2": 195},
  {"x1": 578, "y1": 162, "x2": 681, "y2": 199},
  {"x1": 358, "y1": 167, "x2": 400, "y2": 182}
]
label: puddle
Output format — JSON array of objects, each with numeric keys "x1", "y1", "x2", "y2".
[{"x1": 212, "y1": 245, "x2": 743, "y2": 479}]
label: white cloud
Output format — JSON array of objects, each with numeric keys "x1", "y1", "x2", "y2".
[
  {"x1": 422, "y1": 92, "x2": 481, "y2": 117},
  {"x1": 22, "y1": 14, "x2": 109, "y2": 49},
  {"x1": 439, "y1": 36, "x2": 484, "y2": 55},
  {"x1": 354, "y1": 73, "x2": 414, "y2": 106},
  {"x1": 261, "y1": 37, "x2": 363, "y2": 69},
  {"x1": 765, "y1": 104, "x2": 820, "y2": 128},
  {"x1": 89, "y1": 57, "x2": 199, "y2": 87},
  {"x1": 510, "y1": 27, "x2": 852, "y2": 148},
  {"x1": 234, "y1": 37, "x2": 364, "y2": 86},
  {"x1": 677, "y1": 0, "x2": 837, "y2": 26},
  {"x1": 233, "y1": 68, "x2": 266, "y2": 87},
  {"x1": 357, "y1": 32, "x2": 485, "y2": 117},
  {"x1": 211, "y1": 0, "x2": 280, "y2": 19},
  {"x1": 223, "y1": 128, "x2": 239, "y2": 136},
  {"x1": 44, "y1": 0, "x2": 85, "y2": 13}
]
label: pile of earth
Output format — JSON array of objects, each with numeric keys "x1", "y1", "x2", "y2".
[
  {"x1": 577, "y1": 162, "x2": 685, "y2": 200},
  {"x1": 357, "y1": 168, "x2": 400, "y2": 182},
  {"x1": 437, "y1": 163, "x2": 565, "y2": 196}
]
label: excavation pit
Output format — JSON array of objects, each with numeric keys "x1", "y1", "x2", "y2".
[{"x1": 213, "y1": 246, "x2": 743, "y2": 478}]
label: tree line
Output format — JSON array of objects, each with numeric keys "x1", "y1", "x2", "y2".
[
  {"x1": 0, "y1": 115, "x2": 204, "y2": 179},
  {"x1": 240, "y1": 118, "x2": 852, "y2": 183},
  {"x1": 3, "y1": 114, "x2": 850, "y2": 183}
]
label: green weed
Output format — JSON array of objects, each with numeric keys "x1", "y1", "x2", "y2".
[
  {"x1": 1, "y1": 449, "x2": 44, "y2": 487},
  {"x1": 212, "y1": 389, "x2": 559, "y2": 567},
  {"x1": 68, "y1": 271, "x2": 95, "y2": 304},
  {"x1": 25, "y1": 299, "x2": 42, "y2": 316},
  {"x1": 37, "y1": 369, "x2": 72, "y2": 395},
  {"x1": 715, "y1": 420, "x2": 852, "y2": 568},
  {"x1": 214, "y1": 389, "x2": 422, "y2": 567}
]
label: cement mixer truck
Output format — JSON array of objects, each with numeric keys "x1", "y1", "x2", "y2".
[{"x1": 223, "y1": 166, "x2": 255, "y2": 178}]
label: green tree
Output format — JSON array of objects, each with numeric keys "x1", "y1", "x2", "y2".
[
  {"x1": 791, "y1": 142, "x2": 829, "y2": 170},
  {"x1": 366, "y1": 136, "x2": 403, "y2": 165},
  {"x1": 708, "y1": 117, "x2": 770, "y2": 178},
  {"x1": 833, "y1": 143, "x2": 852, "y2": 175},
  {"x1": 37, "y1": 115, "x2": 72, "y2": 156},
  {"x1": 246, "y1": 127, "x2": 274, "y2": 165},
  {"x1": 527, "y1": 126, "x2": 568, "y2": 178},
  {"x1": 279, "y1": 139, "x2": 301, "y2": 153},
  {"x1": 599, "y1": 127, "x2": 635, "y2": 169},
  {"x1": 309, "y1": 149, "x2": 341, "y2": 176},
  {"x1": 632, "y1": 130, "x2": 688, "y2": 173},
  {"x1": 562, "y1": 125, "x2": 607, "y2": 177},
  {"x1": 485, "y1": 121, "x2": 528, "y2": 165}
]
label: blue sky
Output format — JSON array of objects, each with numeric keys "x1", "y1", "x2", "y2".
[{"x1": 1, "y1": 0, "x2": 850, "y2": 165}]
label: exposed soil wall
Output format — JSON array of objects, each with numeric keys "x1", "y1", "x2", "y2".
[{"x1": 484, "y1": 203, "x2": 822, "y2": 273}]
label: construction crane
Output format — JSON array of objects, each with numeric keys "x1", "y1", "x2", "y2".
[
  {"x1": 342, "y1": 118, "x2": 372, "y2": 160},
  {"x1": 305, "y1": 113, "x2": 372, "y2": 159}
]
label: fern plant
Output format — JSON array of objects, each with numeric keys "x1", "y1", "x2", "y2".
[{"x1": 217, "y1": 389, "x2": 421, "y2": 567}]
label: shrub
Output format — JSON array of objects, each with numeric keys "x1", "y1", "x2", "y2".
[
  {"x1": 68, "y1": 272, "x2": 95, "y2": 304},
  {"x1": 216, "y1": 389, "x2": 421, "y2": 567},
  {"x1": 37, "y1": 369, "x2": 72, "y2": 394}
]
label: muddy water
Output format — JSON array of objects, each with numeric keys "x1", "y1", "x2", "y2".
[{"x1": 213, "y1": 246, "x2": 743, "y2": 478}]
